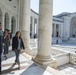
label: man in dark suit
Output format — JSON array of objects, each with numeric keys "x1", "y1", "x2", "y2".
[{"x1": 0, "y1": 24, "x2": 3, "y2": 73}]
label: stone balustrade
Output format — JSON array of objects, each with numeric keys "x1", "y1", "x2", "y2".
[
  {"x1": 51, "y1": 48, "x2": 65, "y2": 56},
  {"x1": 70, "y1": 53, "x2": 76, "y2": 64},
  {"x1": 51, "y1": 48, "x2": 76, "y2": 66},
  {"x1": 51, "y1": 48, "x2": 69, "y2": 66},
  {"x1": 30, "y1": 39, "x2": 76, "y2": 67}
]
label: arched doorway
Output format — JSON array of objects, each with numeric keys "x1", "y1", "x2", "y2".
[
  {"x1": 4, "y1": 12, "x2": 9, "y2": 30},
  {"x1": 0, "y1": 8, "x2": 2, "y2": 25},
  {"x1": 11, "y1": 16, "x2": 16, "y2": 34},
  {"x1": 70, "y1": 17, "x2": 76, "y2": 38}
]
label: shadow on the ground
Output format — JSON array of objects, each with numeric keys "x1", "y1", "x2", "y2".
[
  {"x1": 1, "y1": 61, "x2": 31, "y2": 75},
  {"x1": 1, "y1": 63, "x2": 17, "y2": 74},
  {"x1": 2, "y1": 50, "x2": 25, "y2": 61},
  {"x1": 58, "y1": 63, "x2": 76, "y2": 70},
  {"x1": 2, "y1": 50, "x2": 15, "y2": 61},
  {"x1": 20, "y1": 63, "x2": 46, "y2": 75}
]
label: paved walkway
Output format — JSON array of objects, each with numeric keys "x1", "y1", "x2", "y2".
[
  {"x1": 1, "y1": 50, "x2": 76, "y2": 75},
  {"x1": 1, "y1": 39, "x2": 76, "y2": 75},
  {"x1": 58, "y1": 64, "x2": 76, "y2": 75},
  {"x1": 1, "y1": 50, "x2": 53, "y2": 75}
]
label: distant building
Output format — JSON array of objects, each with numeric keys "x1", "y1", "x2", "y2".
[{"x1": 31, "y1": 11, "x2": 76, "y2": 44}]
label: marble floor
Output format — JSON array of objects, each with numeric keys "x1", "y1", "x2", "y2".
[
  {"x1": 1, "y1": 51, "x2": 53, "y2": 75},
  {"x1": 58, "y1": 63, "x2": 76, "y2": 75},
  {"x1": 1, "y1": 39, "x2": 76, "y2": 75},
  {"x1": 1, "y1": 50, "x2": 76, "y2": 75}
]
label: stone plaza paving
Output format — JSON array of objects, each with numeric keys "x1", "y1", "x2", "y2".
[
  {"x1": 58, "y1": 64, "x2": 76, "y2": 75},
  {"x1": 1, "y1": 50, "x2": 76, "y2": 75},
  {"x1": 1, "y1": 39, "x2": 76, "y2": 75},
  {"x1": 53, "y1": 43, "x2": 76, "y2": 75},
  {"x1": 52, "y1": 43, "x2": 76, "y2": 53},
  {"x1": 1, "y1": 50, "x2": 53, "y2": 75}
]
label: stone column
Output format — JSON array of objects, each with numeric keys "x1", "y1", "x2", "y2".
[
  {"x1": 61, "y1": 24, "x2": 63, "y2": 37},
  {"x1": 32, "y1": 17, "x2": 35, "y2": 38},
  {"x1": 59, "y1": 24, "x2": 61, "y2": 37},
  {"x1": 21, "y1": 0, "x2": 31, "y2": 51},
  {"x1": 2, "y1": 6, "x2": 5, "y2": 31},
  {"x1": 54, "y1": 23, "x2": 56, "y2": 37},
  {"x1": 17, "y1": 0, "x2": 20, "y2": 31},
  {"x1": 9, "y1": 16, "x2": 12, "y2": 31},
  {"x1": 36, "y1": 19, "x2": 38, "y2": 37},
  {"x1": 33, "y1": 0, "x2": 57, "y2": 68},
  {"x1": 18, "y1": 0, "x2": 23, "y2": 31},
  {"x1": 52, "y1": 24, "x2": 54, "y2": 37},
  {"x1": 2, "y1": 14, "x2": 4, "y2": 31}
]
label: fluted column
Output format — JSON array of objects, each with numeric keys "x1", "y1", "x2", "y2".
[
  {"x1": 33, "y1": 0, "x2": 57, "y2": 68},
  {"x1": 21, "y1": 0, "x2": 31, "y2": 51}
]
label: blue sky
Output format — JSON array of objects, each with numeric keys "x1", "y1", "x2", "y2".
[
  {"x1": 31, "y1": 0, "x2": 39, "y2": 13},
  {"x1": 31, "y1": 0, "x2": 76, "y2": 15}
]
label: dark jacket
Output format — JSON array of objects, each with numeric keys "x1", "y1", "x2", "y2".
[
  {"x1": 2, "y1": 35, "x2": 9, "y2": 54},
  {"x1": 0, "y1": 36, "x2": 2, "y2": 53},
  {"x1": 12, "y1": 36, "x2": 25, "y2": 50},
  {"x1": 0, "y1": 30, "x2": 3, "y2": 53}
]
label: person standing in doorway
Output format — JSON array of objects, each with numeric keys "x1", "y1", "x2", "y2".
[
  {"x1": 12, "y1": 31, "x2": 25, "y2": 70},
  {"x1": 0, "y1": 24, "x2": 3, "y2": 73}
]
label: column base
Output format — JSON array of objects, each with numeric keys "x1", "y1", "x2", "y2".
[{"x1": 32, "y1": 56, "x2": 57, "y2": 69}]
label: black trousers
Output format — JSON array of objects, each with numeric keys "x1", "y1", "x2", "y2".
[
  {"x1": 0, "y1": 47, "x2": 2, "y2": 72},
  {"x1": 0, "y1": 53, "x2": 1, "y2": 72}
]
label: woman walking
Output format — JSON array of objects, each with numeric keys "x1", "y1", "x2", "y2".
[
  {"x1": 12, "y1": 31, "x2": 25, "y2": 69},
  {"x1": 3, "y1": 29, "x2": 10, "y2": 59}
]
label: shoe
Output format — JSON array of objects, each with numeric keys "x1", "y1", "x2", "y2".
[
  {"x1": 15, "y1": 61, "x2": 18, "y2": 65},
  {"x1": 18, "y1": 67, "x2": 20, "y2": 70},
  {"x1": 13, "y1": 63, "x2": 16, "y2": 65},
  {"x1": 18, "y1": 64, "x2": 20, "y2": 70},
  {"x1": 18, "y1": 66, "x2": 20, "y2": 70},
  {"x1": 0, "y1": 71, "x2": 2, "y2": 74},
  {"x1": 5, "y1": 56, "x2": 7, "y2": 60}
]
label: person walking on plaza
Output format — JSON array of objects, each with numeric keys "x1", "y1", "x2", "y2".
[
  {"x1": 3, "y1": 29, "x2": 10, "y2": 59},
  {"x1": 0, "y1": 24, "x2": 3, "y2": 73},
  {"x1": 12, "y1": 31, "x2": 25, "y2": 70}
]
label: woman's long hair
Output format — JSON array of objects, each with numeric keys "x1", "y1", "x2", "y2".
[
  {"x1": 15, "y1": 31, "x2": 21, "y2": 38},
  {"x1": 3, "y1": 29, "x2": 9, "y2": 36}
]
